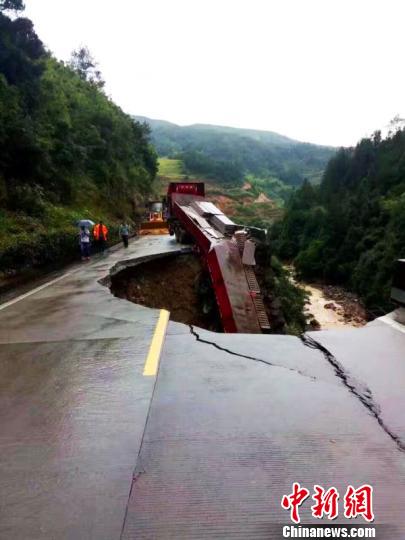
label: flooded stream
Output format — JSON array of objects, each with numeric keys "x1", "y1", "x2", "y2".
[
  {"x1": 299, "y1": 280, "x2": 367, "y2": 330},
  {"x1": 284, "y1": 265, "x2": 368, "y2": 330}
]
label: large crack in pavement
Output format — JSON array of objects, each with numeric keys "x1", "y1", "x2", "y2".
[
  {"x1": 189, "y1": 325, "x2": 317, "y2": 381},
  {"x1": 301, "y1": 333, "x2": 405, "y2": 452},
  {"x1": 189, "y1": 325, "x2": 405, "y2": 452}
]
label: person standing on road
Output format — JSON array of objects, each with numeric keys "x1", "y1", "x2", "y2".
[
  {"x1": 79, "y1": 226, "x2": 91, "y2": 261},
  {"x1": 119, "y1": 222, "x2": 130, "y2": 248},
  {"x1": 93, "y1": 221, "x2": 108, "y2": 253}
]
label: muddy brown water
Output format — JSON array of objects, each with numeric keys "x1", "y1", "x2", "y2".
[
  {"x1": 299, "y1": 281, "x2": 367, "y2": 330},
  {"x1": 284, "y1": 264, "x2": 368, "y2": 330}
]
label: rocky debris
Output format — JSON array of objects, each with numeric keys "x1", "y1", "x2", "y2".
[
  {"x1": 288, "y1": 265, "x2": 367, "y2": 329},
  {"x1": 321, "y1": 284, "x2": 367, "y2": 326},
  {"x1": 307, "y1": 314, "x2": 321, "y2": 330}
]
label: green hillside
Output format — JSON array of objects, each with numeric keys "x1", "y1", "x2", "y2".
[
  {"x1": 0, "y1": 4, "x2": 157, "y2": 277},
  {"x1": 273, "y1": 127, "x2": 405, "y2": 314},
  {"x1": 136, "y1": 116, "x2": 335, "y2": 189}
]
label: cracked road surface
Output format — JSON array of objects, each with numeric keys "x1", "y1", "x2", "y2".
[{"x1": 0, "y1": 235, "x2": 405, "y2": 539}]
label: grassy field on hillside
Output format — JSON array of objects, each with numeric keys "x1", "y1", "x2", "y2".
[{"x1": 158, "y1": 158, "x2": 185, "y2": 178}]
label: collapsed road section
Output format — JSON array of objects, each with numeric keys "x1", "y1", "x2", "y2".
[
  {"x1": 110, "y1": 252, "x2": 222, "y2": 332},
  {"x1": 109, "y1": 182, "x2": 275, "y2": 335},
  {"x1": 1, "y1": 236, "x2": 405, "y2": 539}
]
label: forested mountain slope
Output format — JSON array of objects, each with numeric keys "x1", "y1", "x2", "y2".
[
  {"x1": 0, "y1": 3, "x2": 157, "y2": 275},
  {"x1": 274, "y1": 129, "x2": 405, "y2": 314},
  {"x1": 135, "y1": 116, "x2": 335, "y2": 187}
]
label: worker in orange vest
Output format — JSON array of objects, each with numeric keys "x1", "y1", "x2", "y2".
[{"x1": 93, "y1": 221, "x2": 108, "y2": 253}]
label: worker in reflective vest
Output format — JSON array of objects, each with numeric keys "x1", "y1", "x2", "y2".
[{"x1": 93, "y1": 221, "x2": 108, "y2": 253}]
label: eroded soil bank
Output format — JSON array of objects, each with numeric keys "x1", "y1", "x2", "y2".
[{"x1": 110, "y1": 253, "x2": 222, "y2": 332}]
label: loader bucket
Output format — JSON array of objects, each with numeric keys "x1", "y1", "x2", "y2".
[{"x1": 139, "y1": 220, "x2": 169, "y2": 235}]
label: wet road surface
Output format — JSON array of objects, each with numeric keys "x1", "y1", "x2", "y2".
[
  {"x1": 0, "y1": 237, "x2": 180, "y2": 540},
  {"x1": 1, "y1": 235, "x2": 405, "y2": 539},
  {"x1": 122, "y1": 325, "x2": 405, "y2": 538}
]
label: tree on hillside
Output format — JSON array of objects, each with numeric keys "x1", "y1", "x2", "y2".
[
  {"x1": 69, "y1": 46, "x2": 105, "y2": 89},
  {"x1": 0, "y1": 0, "x2": 25, "y2": 12},
  {"x1": 387, "y1": 115, "x2": 405, "y2": 137},
  {"x1": 0, "y1": 6, "x2": 158, "y2": 276},
  {"x1": 0, "y1": 14, "x2": 44, "y2": 102},
  {"x1": 274, "y1": 126, "x2": 405, "y2": 312}
]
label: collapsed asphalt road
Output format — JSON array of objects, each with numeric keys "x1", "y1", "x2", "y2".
[
  {"x1": 110, "y1": 252, "x2": 221, "y2": 332},
  {"x1": 0, "y1": 235, "x2": 404, "y2": 539}
]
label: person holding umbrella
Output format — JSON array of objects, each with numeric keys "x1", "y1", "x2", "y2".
[
  {"x1": 76, "y1": 220, "x2": 94, "y2": 261},
  {"x1": 79, "y1": 226, "x2": 91, "y2": 261}
]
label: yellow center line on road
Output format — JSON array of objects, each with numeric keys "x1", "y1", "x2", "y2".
[{"x1": 143, "y1": 309, "x2": 170, "y2": 376}]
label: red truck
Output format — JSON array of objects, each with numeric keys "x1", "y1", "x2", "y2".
[{"x1": 166, "y1": 181, "x2": 270, "y2": 334}]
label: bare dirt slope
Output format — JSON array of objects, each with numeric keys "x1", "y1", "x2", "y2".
[{"x1": 111, "y1": 253, "x2": 221, "y2": 331}]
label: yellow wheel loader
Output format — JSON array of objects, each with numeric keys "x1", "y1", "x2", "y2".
[{"x1": 139, "y1": 201, "x2": 169, "y2": 235}]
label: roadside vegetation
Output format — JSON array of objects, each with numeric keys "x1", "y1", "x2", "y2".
[{"x1": 0, "y1": 1, "x2": 157, "y2": 278}]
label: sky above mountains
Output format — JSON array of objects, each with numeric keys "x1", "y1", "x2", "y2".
[{"x1": 24, "y1": 0, "x2": 405, "y2": 147}]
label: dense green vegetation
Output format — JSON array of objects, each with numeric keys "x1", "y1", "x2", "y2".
[
  {"x1": 274, "y1": 127, "x2": 405, "y2": 314},
  {"x1": 255, "y1": 243, "x2": 309, "y2": 335},
  {"x1": 0, "y1": 4, "x2": 157, "y2": 275},
  {"x1": 246, "y1": 175, "x2": 293, "y2": 207},
  {"x1": 136, "y1": 116, "x2": 335, "y2": 191}
]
